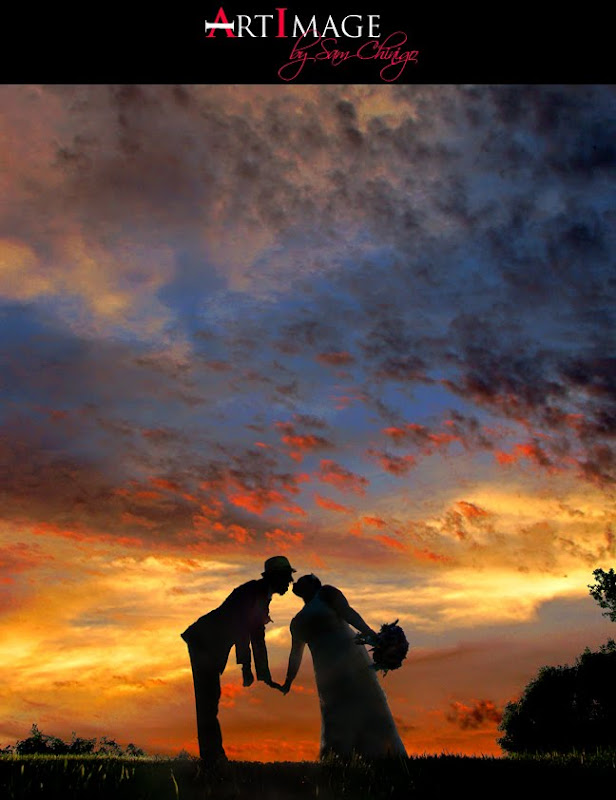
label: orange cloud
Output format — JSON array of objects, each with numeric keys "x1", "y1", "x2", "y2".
[
  {"x1": 199, "y1": 462, "x2": 308, "y2": 518},
  {"x1": 317, "y1": 460, "x2": 369, "y2": 495},
  {"x1": 362, "y1": 516, "x2": 387, "y2": 528},
  {"x1": 220, "y1": 682, "x2": 245, "y2": 708},
  {"x1": 275, "y1": 422, "x2": 332, "y2": 462},
  {"x1": 150, "y1": 478, "x2": 182, "y2": 492},
  {"x1": 229, "y1": 488, "x2": 290, "y2": 514},
  {"x1": 494, "y1": 441, "x2": 553, "y2": 469},
  {"x1": 31, "y1": 521, "x2": 145, "y2": 548},
  {"x1": 211, "y1": 522, "x2": 255, "y2": 545},
  {"x1": 0, "y1": 542, "x2": 54, "y2": 581},
  {"x1": 456, "y1": 501, "x2": 489, "y2": 520},
  {"x1": 264, "y1": 528, "x2": 304, "y2": 551},
  {"x1": 308, "y1": 553, "x2": 328, "y2": 569},
  {"x1": 314, "y1": 494, "x2": 352, "y2": 513},
  {"x1": 446, "y1": 699, "x2": 503, "y2": 730},
  {"x1": 134, "y1": 490, "x2": 162, "y2": 501},
  {"x1": 287, "y1": 683, "x2": 316, "y2": 695},
  {"x1": 375, "y1": 534, "x2": 406, "y2": 552},
  {"x1": 409, "y1": 546, "x2": 450, "y2": 563},
  {"x1": 315, "y1": 351, "x2": 355, "y2": 367},
  {"x1": 495, "y1": 451, "x2": 517, "y2": 465},
  {"x1": 383, "y1": 425, "x2": 416, "y2": 444},
  {"x1": 120, "y1": 511, "x2": 159, "y2": 530},
  {"x1": 348, "y1": 521, "x2": 363, "y2": 537},
  {"x1": 368, "y1": 450, "x2": 416, "y2": 476},
  {"x1": 383, "y1": 423, "x2": 459, "y2": 453}
]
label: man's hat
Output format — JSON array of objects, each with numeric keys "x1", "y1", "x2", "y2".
[{"x1": 263, "y1": 555, "x2": 296, "y2": 574}]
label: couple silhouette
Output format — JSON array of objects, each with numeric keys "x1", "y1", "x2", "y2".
[{"x1": 181, "y1": 556, "x2": 406, "y2": 766}]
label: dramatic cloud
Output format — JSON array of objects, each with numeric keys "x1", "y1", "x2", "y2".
[
  {"x1": 316, "y1": 460, "x2": 369, "y2": 495},
  {"x1": 314, "y1": 494, "x2": 352, "y2": 513},
  {"x1": 446, "y1": 700, "x2": 504, "y2": 730}
]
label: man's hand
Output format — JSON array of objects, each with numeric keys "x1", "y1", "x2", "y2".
[
  {"x1": 280, "y1": 679, "x2": 292, "y2": 695},
  {"x1": 242, "y1": 665, "x2": 254, "y2": 687}
]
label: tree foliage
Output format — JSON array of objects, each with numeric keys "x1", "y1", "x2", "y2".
[
  {"x1": 11, "y1": 724, "x2": 145, "y2": 757},
  {"x1": 588, "y1": 568, "x2": 616, "y2": 622},
  {"x1": 498, "y1": 640, "x2": 616, "y2": 754}
]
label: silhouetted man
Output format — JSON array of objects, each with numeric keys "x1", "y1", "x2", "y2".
[{"x1": 181, "y1": 555, "x2": 296, "y2": 765}]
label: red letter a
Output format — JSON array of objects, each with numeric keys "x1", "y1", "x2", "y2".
[{"x1": 206, "y1": 7, "x2": 236, "y2": 37}]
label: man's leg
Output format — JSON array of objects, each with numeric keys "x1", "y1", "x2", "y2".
[{"x1": 187, "y1": 645, "x2": 226, "y2": 764}]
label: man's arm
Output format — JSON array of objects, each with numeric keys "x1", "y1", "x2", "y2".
[
  {"x1": 235, "y1": 629, "x2": 252, "y2": 669},
  {"x1": 241, "y1": 581, "x2": 273, "y2": 683},
  {"x1": 224, "y1": 583, "x2": 257, "y2": 682},
  {"x1": 250, "y1": 624, "x2": 272, "y2": 683},
  {"x1": 234, "y1": 630, "x2": 255, "y2": 686}
]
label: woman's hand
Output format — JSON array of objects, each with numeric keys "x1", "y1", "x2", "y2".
[
  {"x1": 280, "y1": 679, "x2": 292, "y2": 695},
  {"x1": 365, "y1": 629, "x2": 379, "y2": 646}
]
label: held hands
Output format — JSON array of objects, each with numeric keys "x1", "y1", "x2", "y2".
[
  {"x1": 265, "y1": 678, "x2": 289, "y2": 694},
  {"x1": 262, "y1": 676, "x2": 292, "y2": 694},
  {"x1": 259, "y1": 674, "x2": 282, "y2": 691},
  {"x1": 249, "y1": 670, "x2": 291, "y2": 694}
]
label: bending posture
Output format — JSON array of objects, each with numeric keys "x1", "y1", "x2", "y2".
[
  {"x1": 181, "y1": 556, "x2": 295, "y2": 765},
  {"x1": 281, "y1": 574, "x2": 407, "y2": 759}
]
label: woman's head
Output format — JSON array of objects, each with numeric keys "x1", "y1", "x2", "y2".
[{"x1": 293, "y1": 573, "x2": 322, "y2": 601}]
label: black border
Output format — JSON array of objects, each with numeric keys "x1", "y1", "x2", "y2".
[{"x1": 3, "y1": 7, "x2": 613, "y2": 84}]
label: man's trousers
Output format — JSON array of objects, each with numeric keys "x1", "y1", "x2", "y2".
[{"x1": 186, "y1": 643, "x2": 227, "y2": 764}]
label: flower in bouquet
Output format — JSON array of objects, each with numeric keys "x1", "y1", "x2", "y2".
[{"x1": 355, "y1": 620, "x2": 409, "y2": 675}]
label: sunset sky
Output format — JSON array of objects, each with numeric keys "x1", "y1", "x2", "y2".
[{"x1": 1, "y1": 84, "x2": 615, "y2": 760}]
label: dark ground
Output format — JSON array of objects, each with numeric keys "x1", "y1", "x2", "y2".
[{"x1": 2, "y1": 752, "x2": 615, "y2": 799}]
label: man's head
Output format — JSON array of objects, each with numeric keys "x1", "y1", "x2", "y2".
[
  {"x1": 262, "y1": 555, "x2": 296, "y2": 595},
  {"x1": 293, "y1": 573, "x2": 321, "y2": 602}
]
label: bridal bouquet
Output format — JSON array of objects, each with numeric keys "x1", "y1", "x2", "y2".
[{"x1": 355, "y1": 620, "x2": 409, "y2": 675}]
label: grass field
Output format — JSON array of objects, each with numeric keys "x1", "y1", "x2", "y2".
[{"x1": 1, "y1": 751, "x2": 615, "y2": 799}]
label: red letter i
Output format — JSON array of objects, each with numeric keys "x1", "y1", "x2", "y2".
[{"x1": 276, "y1": 7, "x2": 287, "y2": 37}]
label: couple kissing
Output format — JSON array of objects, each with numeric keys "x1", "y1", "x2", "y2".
[{"x1": 181, "y1": 556, "x2": 407, "y2": 766}]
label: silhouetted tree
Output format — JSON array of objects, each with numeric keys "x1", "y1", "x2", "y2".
[
  {"x1": 589, "y1": 568, "x2": 616, "y2": 622},
  {"x1": 15, "y1": 724, "x2": 69, "y2": 755},
  {"x1": 95, "y1": 736, "x2": 124, "y2": 756},
  {"x1": 125, "y1": 742, "x2": 146, "y2": 757},
  {"x1": 9, "y1": 724, "x2": 147, "y2": 757},
  {"x1": 498, "y1": 641, "x2": 616, "y2": 753},
  {"x1": 499, "y1": 570, "x2": 616, "y2": 754},
  {"x1": 67, "y1": 732, "x2": 97, "y2": 755}
]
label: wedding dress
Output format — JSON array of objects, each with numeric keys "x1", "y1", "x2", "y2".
[{"x1": 290, "y1": 587, "x2": 407, "y2": 759}]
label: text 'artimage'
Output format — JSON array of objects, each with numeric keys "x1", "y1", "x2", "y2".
[{"x1": 205, "y1": 7, "x2": 382, "y2": 39}]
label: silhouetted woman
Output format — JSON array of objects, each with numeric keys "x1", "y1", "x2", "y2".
[{"x1": 279, "y1": 574, "x2": 407, "y2": 759}]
